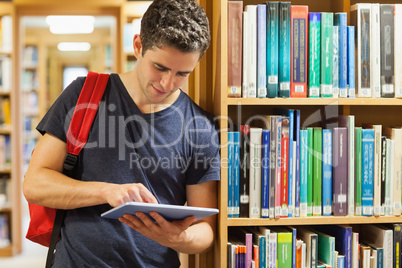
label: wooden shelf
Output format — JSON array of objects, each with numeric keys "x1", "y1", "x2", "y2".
[
  {"x1": 227, "y1": 97, "x2": 402, "y2": 106},
  {"x1": 227, "y1": 216, "x2": 402, "y2": 226}
]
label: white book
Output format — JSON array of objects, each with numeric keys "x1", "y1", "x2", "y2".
[
  {"x1": 245, "y1": 5, "x2": 257, "y2": 98},
  {"x1": 249, "y1": 127, "x2": 262, "y2": 218},
  {"x1": 0, "y1": 16, "x2": 12, "y2": 53},
  {"x1": 361, "y1": 225, "x2": 393, "y2": 268},
  {"x1": 395, "y1": 5, "x2": 402, "y2": 98},
  {"x1": 371, "y1": 4, "x2": 381, "y2": 98},
  {"x1": 301, "y1": 242, "x2": 306, "y2": 268},
  {"x1": 385, "y1": 139, "x2": 394, "y2": 215},
  {"x1": 0, "y1": 56, "x2": 11, "y2": 92},
  {"x1": 242, "y1": 11, "x2": 248, "y2": 98},
  {"x1": 268, "y1": 232, "x2": 277, "y2": 268},
  {"x1": 352, "y1": 232, "x2": 359, "y2": 268}
]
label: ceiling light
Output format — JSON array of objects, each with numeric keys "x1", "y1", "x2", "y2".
[
  {"x1": 46, "y1": 16, "x2": 95, "y2": 34},
  {"x1": 57, "y1": 42, "x2": 91, "y2": 51}
]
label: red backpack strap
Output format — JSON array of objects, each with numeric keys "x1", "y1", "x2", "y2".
[{"x1": 64, "y1": 71, "x2": 109, "y2": 171}]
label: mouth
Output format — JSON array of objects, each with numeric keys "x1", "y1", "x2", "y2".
[{"x1": 152, "y1": 84, "x2": 167, "y2": 96}]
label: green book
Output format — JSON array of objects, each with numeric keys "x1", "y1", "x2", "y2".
[
  {"x1": 320, "y1": 12, "x2": 333, "y2": 97},
  {"x1": 308, "y1": 13, "x2": 321, "y2": 98},
  {"x1": 312, "y1": 127, "x2": 322, "y2": 216},
  {"x1": 315, "y1": 230, "x2": 336, "y2": 267},
  {"x1": 307, "y1": 127, "x2": 314, "y2": 216},
  {"x1": 355, "y1": 127, "x2": 363, "y2": 216},
  {"x1": 276, "y1": 230, "x2": 293, "y2": 268}
]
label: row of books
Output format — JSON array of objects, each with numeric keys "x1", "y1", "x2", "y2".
[
  {"x1": 0, "y1": 16, "x2": 12, "y2": 54},
  {"x1": 0, "y1": 214, "x2": 10, "y2": 248},
  {"x1": 0, "y1": 135, "x2": 11, "y2": 171},
  {"x1": 0, "y1": 97, "x2": 11, "y2": 128},
  {"x1": 228, "y1": 223, "x2": 400, "y2": 268},
  {"x1": 227, "y1": 109, "x2": 402, "y2": 219},
  {"x1": 0, "y1": 55, "x2": 11, "y2": 93},
  {"x1": 227, "y1": 2, "x2": 402, "y2": 99},
  {"x1": 22, "y1": 45, "x2": 38, "y2": 69},
  {"x1": 21, "y1": 69, "x2": 39, "y2": 92},
  {"x1": 0, "y1": 174, "x2": 10, "y2": 209}
]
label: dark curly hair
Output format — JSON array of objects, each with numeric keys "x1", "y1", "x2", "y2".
[{"x1": 140, "y1": 0, "x2": 210, "y2": 58}]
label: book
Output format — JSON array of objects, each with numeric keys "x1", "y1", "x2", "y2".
[
  {"x1": 249, "y1": 127, "x2": 262, "y2": 218},
  {"x1": 228, "y1": 131, "x2": 234, "y2": 218},
  {"x1": 380, "y1": 136, "x2": 387, "y2": 216},
  {"x1": 320, "y1": 12, "x2": 333, "y2": 97},
  {"x1": 385, "y1": 138, "x2": 394, "y2": 216},
  {"x1": 314, "y1": 229, "x2": 336, "y2": 267},
  {"x1": 278, "y1": 2, "x2": 291, "y2": 98},
  {"x1": 245, "y1": 5, "x2": 257, "y2": 98},
  {"x1": 350, "y1": 4, "x2": 372, "y2": 98},
  {"x1": 355, "y1": 127, "x2": 363, "y2": 216},
  {"x1": 307, "y1": 127, "x2": 314, "y2": 216},
  {"x1": 371, "y1": 4, "x2": 381, "y2": 98},
  {"x1": 395, "y1": 4, "x2": 402, "y2": 98},
  {"x1": 332, "y1": 25, "x2": 340, "y2": 98},
  {"x1": 299, "y1": 129, "x2": 308, "y2": 217},
  {"x1": 271, "y1": 227, "x2": 293, "y2": 268},
  {"x1": 332, "y1": 127, "x2": 348, "y2": 216},
  {"x1": 233, "y1": 132, "x2": 240, "y2": 218},
  {"x1": 352, "y1": 232, "x2": 360, "y2": 268},
  {"x1": 361, "y1": 224, "x2": 393, "y2": 268},
  {"x1": 347, "y1": 26, "x2": 356, "y2": 98},
  {"x1": 294, "y1": 110, "x2": 301, "y2": 218},
  {"x1": 242, "y1": 10, "x2": 249, "y2": 98},
  {"x1": 334, "y1": 13, "x2": 348, "y2": 98},
  {"x1": 261, "y1": 129, "x2": 270, "y2": 218},
  {"x1": 280, "y1": 116, "x2": 290, "y2": 217},
  {"x1": 290, "y1": 5, "x2": 308, "y2": 98},
  {"x1": 227, "y1": 1, "x2": 243, "y2": 98},
  {"x1": 239, "y1": 125, "x2": 250, "y2": 217},
  {"x1": 267, "y1": 116, "x2": 281, "y2": 218},
  {"x1": 257, "y1": 4, "x2": 267, "y2": 98},
  {"x1": 308, "y1": 13, "x2": 321, "y2": 98},
  {"x1": 312, "y1": 127, "x2": 322, "y2": 216},
  {"x1": 380, "y1": 4, "x2": 395, "y2": 98},
  {"x1": 362, "y1": 128, "x2": 374, "y2": 216},
  {"x1": 266, "y1": 1, "x2": 279, "y2": 98},
  {"x1": 297, "y1": 227, "x2": 318, "y2": 268},
  {"x1": 322, "y1": 129, "x2": 332, "y2": 216}
]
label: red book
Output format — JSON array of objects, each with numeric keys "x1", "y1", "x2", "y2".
[{"x1": 290, "y1": 5, "x2": 309, "y2": 97}]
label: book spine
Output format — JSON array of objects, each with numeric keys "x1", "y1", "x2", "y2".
[
  {"x1": 348, "y1": 116, "x2": 355, "y2": 217},
  {"x1": 395, "y1": 4, "x2": 402, "y2": 98},
  {"x1": 322, "y1": 129, "x2": 332, "y2": 216},
  {"x1": 281, "y1": 117, "x2": 289, "y2": 217},
  {"x1": 233, "y1": 131, "x2": 240, "y2": 217},
  {"x1": 380, "y1": 4, "x2": 395, "y2": 98},
  {"x1": 380, "y1": 136, "x2": 387, "y2": 216},
  {"x1": 261, "y1": 130, "x2": 270, "y2": 218},
  {"x1": 278, "y1": 2, "x2": 291, "y2": 98},
  {"x1": 320, "y1": 12, "x2": 333, "y2": 97},
  {"x1": 287, "y1": 110, "x2": 294, "y2": 217},
  {"x1": 312, "y1": 127, "x2": 322, "y2": 216},
  {"x1": 257, "y1": 4, "x2": 267, "y2": 98},
  {"x1": 249, "y1": 128, "x2": 262, "y2": 218},
  {"x1": 227, "y1": 1, "x2": 243, "y2": 98},
  {"x1": 385, "y1": 138, "x2": 393, "y2": 216},
  {"x1": 362, "y1": 128, "x2": 374, "y2": 216},
  {"x1": 347, "y1": 26, "x2": 356, "y2": 98},
  {"x1": 358, "y1": 4, "x2": 372, "y2": 97},
  {"x1": 290, "y1": 5, "x2": 308, "y2": 98},
  {"x1": 242, "y1": 11, "x2": 249, "y2": 98},
  {"x1": 355, "y1": 127, "x2": 363, "y2": 216},
  {"x1": 307, "y1": 127, "x2": 314, "y2": 216},
  {"x1": 294, "y1": 110, "x2": 301, "y2": 218},
  {"x1": 371, "y1": 4, "x2": 381, "y2": 98},
  {"x1": 275, "y1": 118, "x2": 283, "y2": 218},
  {"x1": 228, "y1": 132, "x2": 234, "y2": 218},
  {"x1": 277, "y1": 232, "x2": 293, "y2": 267},
  {"x1": 333, "y1": 128, "x2": 349, "y2": 216},
  {"x1": 308, "y1": 13, "x2": 321, "y2": 98},
  {"x1": 373, "y1": 125, "x2": 382, "y2": 216},
  {"x1": 332, "y1": 25, "x2": 340, "y2": 98},
  {"x1": 393, "y1": 224, "x2": 401, "y2": 268},
  {"x1": 266, "y1": 1, "x2": 279, "y2": 98},
  {"x1": 240, "y1": 125, "x2": 250, "y2": 217},
  {"x1": 334, "y1": 13, "x2": 348, "y2": 98},
  {"x1": 269, "y1": 117, "x2": 278, "y2": 218},
  {"x1": 300, "y1": 129, "x2": 308, "y2": 217},
  {"x1": 392, "y1": 129, "x2": 402, "y2": 216},
  {"x1": 246, "y1": 5, "x2": 257, "y2": 98},
  {"x1": 269, "y1": 232, "x2": 278, "y2": 268}
]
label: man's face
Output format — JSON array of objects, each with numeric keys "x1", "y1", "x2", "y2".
[{"x1": 135, "y1": 43, "x2": 200, "y2": 105}]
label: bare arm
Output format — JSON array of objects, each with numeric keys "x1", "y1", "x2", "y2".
[
  {"x1": 120, "y1": 180, "x2": 218, "y2": 254},
  {"x1": 23, "y1": 133, "x2": 157, "y2": 209}
]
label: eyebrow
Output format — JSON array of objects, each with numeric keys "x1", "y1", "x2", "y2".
[{"x1": 154, "y1": 62, "x2": 192, "y2": 76}]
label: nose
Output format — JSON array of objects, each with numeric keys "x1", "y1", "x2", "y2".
[{"x1": 160, "y1": 73, "x2": 175, "y2": 91}]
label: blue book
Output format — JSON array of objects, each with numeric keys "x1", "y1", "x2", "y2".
[
  {"x1": 334, "y1": 13, "x2": 348, "y2": 98},
  {"x1": 337, "y1": 255, "x2": 345, "y2": 268},
  {"x1": 259, "y1": 235, "x2": 266, "y2": 268},
  {"x1": 294, "y1": 110, "x2": 301, "y2": 217},
  {"x1": 261, "y1": 129, "x2": 270, "y2": 218},
  {"x1": 278, "y1": 2, "x2": 291, "y2": 97},
  {"x1": 332, "y1": 25, "x2": 339, "y2": 97},
  {"x1": 257, "y1": 4, "x2": 267, "y2": 98},
  {"x1": 322, "y1": 129, "x2": 333, "y2": 216},
  {"x1": 286, "y1": 226, "x2": 297, "y2": 268},
  {"x1": 275, "y1": 109, "x2": 294, "y2": 217},
  {"x1": 347, "y1": 26, "x2": 355, "y2": 98},
  {"x1": 316, "y1": 225, "x2": 352, "y2": 268},
  {"x1": 233, "y1": 132, "x2": 240, "y2": 217},
  {"x1": 266, "y1": 1, "x2": 279, "y2": 98},
  {"x1": 299, "y1": 129, "x2": 308, "y2": 217},
  {"x1": 362, "y1": 128, "x2": 374, "y2": 216},
  {"x1": 227, "y1": 132, "x2": 234, "y2": 218}
]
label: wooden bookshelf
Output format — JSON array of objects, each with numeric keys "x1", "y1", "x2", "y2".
[{"x1": 208, "y1": 0, "x2": 402, "y2": 267}]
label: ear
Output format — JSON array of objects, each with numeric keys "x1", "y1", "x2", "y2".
[{"x1": 133, "y1": 34, "x2": 142, "y2": 58}]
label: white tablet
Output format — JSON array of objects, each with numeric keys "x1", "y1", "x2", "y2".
[{"x1": 101, "y1": 202, "x2": 219, "y2": 221}]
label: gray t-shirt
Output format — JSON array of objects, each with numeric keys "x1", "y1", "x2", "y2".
[{"x1": 37, "y1": 73, "x2": 220, "y2": 267}]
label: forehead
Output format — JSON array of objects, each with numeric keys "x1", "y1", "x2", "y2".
[{"x1": 143, "y1": 45, "x2": 201, "y2": 70}]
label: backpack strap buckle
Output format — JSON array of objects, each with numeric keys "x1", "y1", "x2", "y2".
[{"x1": 64, "y1": 153, "x2": 78, "y2": 172}]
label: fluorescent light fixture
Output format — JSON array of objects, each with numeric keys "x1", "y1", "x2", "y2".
[
  {"x1": 46, "y1": 16, "x2": 95, "y2": 34},
  {"x1": 57, "y1": 42, "x2": 91, "y2": 51}
]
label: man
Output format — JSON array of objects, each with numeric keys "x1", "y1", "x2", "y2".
[{"x1": 23, "y1": 0, "x2": 220, "y2": 267}]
